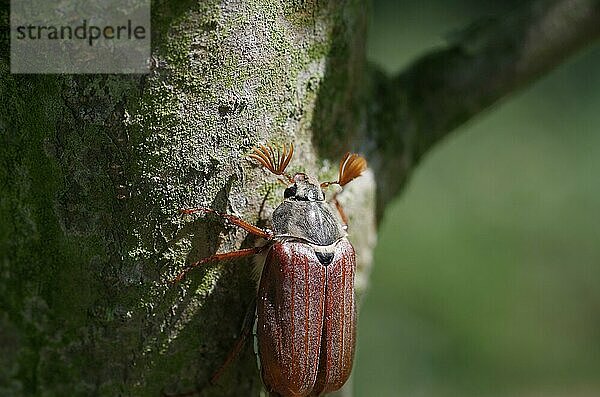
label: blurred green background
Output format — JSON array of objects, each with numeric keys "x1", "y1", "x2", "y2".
[{"x1": 354, "y1": 1, "x2": 600, "y2": 396}]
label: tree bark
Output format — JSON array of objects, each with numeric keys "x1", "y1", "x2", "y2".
[{"x1": 0, "y1": 0, "x2": 598, "y2": 396}]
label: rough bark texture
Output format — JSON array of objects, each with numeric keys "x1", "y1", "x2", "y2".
[{"x1": 0, "y1": 0, "x2": 598, "y2": 396}]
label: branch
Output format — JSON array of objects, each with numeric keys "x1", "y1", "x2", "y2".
[{"x1": 370, "y1": 0, "x2": 600, "y2": 214}]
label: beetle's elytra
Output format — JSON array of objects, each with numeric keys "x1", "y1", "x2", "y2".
[{"x1": 175, "y1": 144, "x2": 367, "y2": 396}]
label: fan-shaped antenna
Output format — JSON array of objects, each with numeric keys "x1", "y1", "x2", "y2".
[{"x1": 248, "y1": 143, "x2": 294, "y2": 183}]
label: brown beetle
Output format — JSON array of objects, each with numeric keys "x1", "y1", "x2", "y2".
[{"x1": 175, "y1": 144, "x2": 367, "y2": 396}]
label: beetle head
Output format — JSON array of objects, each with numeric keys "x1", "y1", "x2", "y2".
[{"x1": 284, "y1": 173, "x2": 325, "y2": 201}]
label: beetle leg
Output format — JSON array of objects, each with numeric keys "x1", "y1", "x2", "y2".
[
  {"x1": 162, "y1": 300, "x2": 257, "y2": 397},
  {"x1": 331, "y1": 192, "x2": 349, "y2": 231},
  {"x1": 171, "y1": 246, "x2": 266, "y2": 283},
  {"x1": 180, "y1": 207, "x2": 273, "y2": 239},
  {"x1": 209, "y1": 297, "x2": 257, "y2": 385}
]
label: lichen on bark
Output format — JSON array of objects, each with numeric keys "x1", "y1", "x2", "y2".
[{"x1": 1, "y1": 0, "x2": 375, "y2": 396}]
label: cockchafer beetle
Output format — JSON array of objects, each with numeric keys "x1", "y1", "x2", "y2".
[{"x1": 174, "y1": 144, "x2": 367, "y2": 397}]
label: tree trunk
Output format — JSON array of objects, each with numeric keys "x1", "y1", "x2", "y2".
[{"x1": 0, "y1": 0, "x2": 598, "y2": 396}]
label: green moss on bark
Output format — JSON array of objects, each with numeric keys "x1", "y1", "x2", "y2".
[{"x1": 1, "y1": 1, "x2": 374, "y2": 396}]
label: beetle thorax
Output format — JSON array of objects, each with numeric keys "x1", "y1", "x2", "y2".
[{"x1": 272, "y1": 173, "x2": 345, "y2": 246}]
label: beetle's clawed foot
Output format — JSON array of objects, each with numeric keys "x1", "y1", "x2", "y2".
[
  {"x1": 179, "y1": 207, "x2": 214, "y2": 216},
  {"x1": 169, "y1": 271, "x2": 186, "y2": 284}
]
